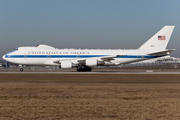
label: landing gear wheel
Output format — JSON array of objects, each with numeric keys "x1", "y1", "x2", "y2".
[
  {"x1": 20, "y1": 68, "x2": 23, "y2": 72},
  {"x1": 87, "y1": 67, "x2": 92, "y2": 72},
  {"x1": 77, "y1": 66, "x2": 92, "y2": 72}
]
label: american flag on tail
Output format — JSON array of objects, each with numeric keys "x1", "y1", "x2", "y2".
[{"x1": 158, "y1": 36, "x2": 166, "y2": 40}]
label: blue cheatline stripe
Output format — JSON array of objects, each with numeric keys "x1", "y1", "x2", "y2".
[
  {"x1": 5, "y1": 55, "x2": 162, "y2": 58},
  {"x1": 5, "y1": 55, "x2": 105, "y2": 58}
]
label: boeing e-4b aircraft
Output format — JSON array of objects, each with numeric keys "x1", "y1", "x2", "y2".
[{"x1": 2, "y1": 26, "x2": 175, "y2": 72}]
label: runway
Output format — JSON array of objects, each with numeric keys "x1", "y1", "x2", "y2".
[{"x1": 1, "y1": 71, "x2": 180, "y2": 74}]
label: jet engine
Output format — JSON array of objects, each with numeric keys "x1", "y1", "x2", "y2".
[
  {"x1": 85, "y1": 59, "x2": 98, "y2": 66},
  {"x1": 61, "y1": 61, "x2": 72, "y2": 68}
]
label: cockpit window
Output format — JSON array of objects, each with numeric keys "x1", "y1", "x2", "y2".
[{"x1": 14, "y1": 48, "x2": 18, "y2": 50}]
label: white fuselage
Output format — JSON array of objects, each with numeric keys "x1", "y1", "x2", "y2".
[{"x1": 2, "y1": 46, "x2": 161, "y2": 66}]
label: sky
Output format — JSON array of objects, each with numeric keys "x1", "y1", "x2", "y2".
[{"x1": 0, "y1": 0, "x2": 180, "y2": 58}]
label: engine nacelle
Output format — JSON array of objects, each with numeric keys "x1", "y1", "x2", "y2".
[
  {"x1": 85, "y1": 59, "x2": 98, "y2": 66},
  {"x1": 61, "y1": 61, "x2": 72, "y2": 68}
]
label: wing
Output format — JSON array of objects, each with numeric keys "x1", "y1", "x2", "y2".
[{"x1": 53, "y1": 55, "x2": 123, "y2": 64}]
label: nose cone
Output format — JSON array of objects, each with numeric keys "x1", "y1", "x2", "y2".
[{"x1": 2, "y1": 55, "x2": 5, "y2": 60}]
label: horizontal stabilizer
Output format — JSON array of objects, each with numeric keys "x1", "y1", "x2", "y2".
[{"x1": 148, "y1": 49, "x2": 176, "y2": 56}]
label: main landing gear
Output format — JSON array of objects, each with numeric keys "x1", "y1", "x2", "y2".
[{"x1": 77, "y1": 65, "x2": 92, "y2": 72}]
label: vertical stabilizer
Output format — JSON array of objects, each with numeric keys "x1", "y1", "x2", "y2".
[{"x1": 139, "y1": 26, "x2": 175, "y2": 50}]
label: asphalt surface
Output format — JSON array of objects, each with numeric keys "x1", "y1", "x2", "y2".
[{"x1": 0, "y1": 71, "x2": 180, "y2": 74}]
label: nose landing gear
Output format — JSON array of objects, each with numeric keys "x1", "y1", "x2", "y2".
[
  {"x1": 19, "y1": 65, "x2": 23, "y2": 72},
  {"x1": 20, "y1": 68, "x2": 23, "y2": 72}
]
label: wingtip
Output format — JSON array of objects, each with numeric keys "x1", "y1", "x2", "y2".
[{"x1": 165, "y1": 25, "x2": 175, "y2": 27}]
